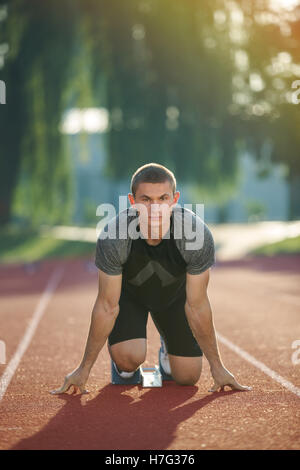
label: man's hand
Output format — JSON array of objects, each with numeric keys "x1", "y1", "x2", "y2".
[
  {"x1": 209, "y1": 365, "x2": 252, "y2": 392},
  {"x1": 50, "y1": 367, "x2": 90, "y2": 395}
]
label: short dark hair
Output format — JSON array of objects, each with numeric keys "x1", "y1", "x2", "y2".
[{"x1": 130, "y1": 163, "x2": 176, "y2": 197}]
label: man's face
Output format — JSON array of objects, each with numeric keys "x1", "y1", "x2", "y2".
[{"x1": 128, "y1": 181, "x2": 180, "y2": 236}]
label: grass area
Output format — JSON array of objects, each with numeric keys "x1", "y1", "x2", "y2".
[
  {"x1": 250, "y1": 235, "x2": 300, "y2": 256},
  {"x1": 1, "y1": 226, "x2": 299, "y2": 265},
  {"x1": 0, "y1": 226, "x2": 96, "y2": 264}
]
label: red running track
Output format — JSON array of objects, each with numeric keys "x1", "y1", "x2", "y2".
[{"x1": 0, "y1": 255, "x2": 299, "y2": 450}]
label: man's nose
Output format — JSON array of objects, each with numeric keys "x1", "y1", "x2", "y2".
[
  {"x1": 150, "y1": 203, "x2": 161, "y2": 213},
  {"x1": 150, "y1": 203, "x2": 170, "y2": 215}
]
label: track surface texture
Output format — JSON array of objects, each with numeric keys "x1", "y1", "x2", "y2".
[{"x1": 0, "y1": 255, "x2": 299, "y2": 450}]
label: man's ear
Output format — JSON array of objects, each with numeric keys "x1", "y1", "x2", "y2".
[
  {"x1": 128, "y1": 193, "x2": 135, "y2": 206},
  {"x1": 173, "y1": 191, "x2": 180, "y2": 205},
  {"x1": 128, "y1": 193, "x2": 139, "y2": 217}
]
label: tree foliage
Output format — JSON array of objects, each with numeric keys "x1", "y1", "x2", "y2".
[
  {"x1": 0, "y1": 0, "x2": 78, "y2": 225},
  {"x1": 0, "y1": 0, "x2": 300, "y2": 225}
]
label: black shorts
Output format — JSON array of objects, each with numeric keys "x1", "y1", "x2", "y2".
[{"x1": 108, "y1": 289, "x2": 203, "y2": 357}]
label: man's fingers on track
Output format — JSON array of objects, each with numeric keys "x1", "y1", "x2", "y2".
[
  {"x1": 50, "y1": 377, "x2": 72, "y2": 395},
  {"x1": 67, "y1": 385, "x2": 89, "y2": 395},
  {"x1": 227, "y1": 376, "x2": 252, "y2": 391},
  {"x1": 50, "y1": 383, "x2": 89, "y2": 395},
  {"x1": 229, "y1": 381, "x2": 252, "y2": 391},
  {"x1": 50, "y1": 386, "x2": 69, "y2": 395},
  {"x1": 208, "y1": 381, "x2": 220, "y2": 392},
  {"x1": 209, "y1": 380, "x2": 252, "y2": 393}
]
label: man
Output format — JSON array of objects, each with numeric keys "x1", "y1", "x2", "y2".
[{"x1": 51, "y1": 163, "x2": 251, "y2": 394}]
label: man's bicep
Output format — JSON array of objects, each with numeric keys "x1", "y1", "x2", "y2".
[
  {"x1": 185, "y1": 269, "x2": 210, "y2": 308},
  {"x1": 97, "y1": 269, "x2": 122, "y2": 306}
]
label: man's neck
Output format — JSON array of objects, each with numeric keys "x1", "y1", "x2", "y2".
[{"x1": 145, "y1": 237, "x2": 163, "y2": 246}]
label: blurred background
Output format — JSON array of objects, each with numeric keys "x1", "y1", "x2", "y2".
[{"x1": 0, "y1": 0, "x2": 300, "y2": 264}]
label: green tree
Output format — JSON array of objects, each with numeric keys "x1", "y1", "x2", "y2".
[
  {"x1": 0, "y1": 0, "x2": 78, "y2": 226},
  {"x1": 1, "y1": 0, "x2": 300, "y2": 227}
]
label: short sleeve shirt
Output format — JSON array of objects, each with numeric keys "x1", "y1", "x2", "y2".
[{"x1": 95, "y1": 206, "x2": 216, "y2": 277}]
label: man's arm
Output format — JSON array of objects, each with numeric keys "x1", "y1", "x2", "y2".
[
  {"x1": 185, "y1": 269, "x2": 251, "y2": 392},
  {"x1": 50, "y1": 269, "x2": 122, "y2": 395}
]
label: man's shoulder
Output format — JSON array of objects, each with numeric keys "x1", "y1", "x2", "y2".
[
  {"x1": 171, "y1": 205, "x2": 216, "y2": 273},
  {"x1": 172, "y1": 205, "x2": 214, "y2": 252},
  {"x1": 95, "y1": 209, "x2": 135, "y2": 270},
  {"x1": 172, "y1": 205, "x2": 207, "y2": 232}
]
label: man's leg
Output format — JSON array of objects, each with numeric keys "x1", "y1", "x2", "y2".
[
  {"x1": 151, "y1": 296, "x2": 203, "y2": 386},
  {"x1": 108, "y1": 290, "x2": 149, "y2": 374},
  {"x1": 109, "y1": 338, "x2": 147, "y2": 373},
  {"x1": 168, "y1": 355, "x2": 202, "y2": 386}
]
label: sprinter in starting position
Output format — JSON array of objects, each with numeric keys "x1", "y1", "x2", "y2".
[{"x1": 51, "y1": 163, "x2": 251, "y2": 394}]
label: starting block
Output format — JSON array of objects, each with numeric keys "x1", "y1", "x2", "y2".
[
  {"x1": 111, "y1": 350, "x2": 174, "y2": 386},
  {"x1": 140, "y1": 366, "x2": 162, "y2": 387}
]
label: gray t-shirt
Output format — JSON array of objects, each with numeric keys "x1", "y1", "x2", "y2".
[{"x1": 95, "y1": 206, "x2": 216, "y2": 276}]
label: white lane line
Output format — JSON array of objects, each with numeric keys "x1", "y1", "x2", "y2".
[
  {"x1": 217, "y1": 332, "x2": 300, "y2": 398},
  {"x1": 0, "y1": 267, "x2": 64, "y2": 402}
]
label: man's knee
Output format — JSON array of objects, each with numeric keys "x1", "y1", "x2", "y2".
[
  {"x1": 169, "y1": 355, "x2": 202, "y2": 386},
  {"x1": 109, "y1": 339, "x2": 146, "y2": 372},
  {"x1": 174, "y1": 373, "x2": 201, "y2": 386},
  {"x1": 114, "y1": 354, "x2": 144, "y2": 373}
]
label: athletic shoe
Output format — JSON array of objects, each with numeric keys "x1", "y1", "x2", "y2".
[
  {"x1": 159, "y1": 337, "x2": 173, "y2": 380},
  {"x1": 113, "y1": 361, "x2": 136, "y2": 379},
  {"x1": 111, "y1": 360, "x2": 141, "y2": 385}
]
